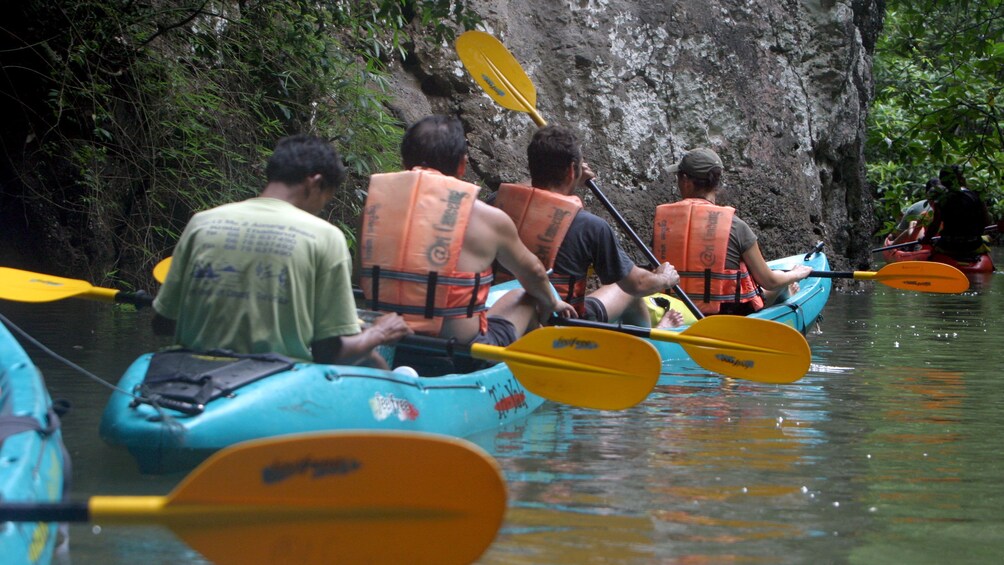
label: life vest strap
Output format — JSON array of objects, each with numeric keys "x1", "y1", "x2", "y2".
[
  {"x1": 678, "y1": 270, "x2": 754, "y2": 281},
  {"x1": 425, "y1": 271, "x2": 438, "y2": 320},
  {"x1": 361, "y1": 302, "x2": 487, "y2": 318},
  {"x1": 360, "y1": 267, "x2": 493, "y2": 287},
  {"x1": 369, "y1": 265, "x2": 381, "y2": 312},
  {"x1": 467, "y1": 272, "x2": 481, "y2": 318},
  {"x1": 703, "y1": 269, "x2": 712, "y2": 303}
]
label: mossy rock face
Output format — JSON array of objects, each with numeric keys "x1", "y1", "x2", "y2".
[{"x1": 387, "y1": 0, "x2": 881, "y2": 272}]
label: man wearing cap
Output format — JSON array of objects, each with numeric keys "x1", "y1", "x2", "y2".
[
  {"x1": 494, "y1": 125, "x2": 683, "y2": 327},
  {"x1": 653, "y1": 147, "x2": 811, "y2": 316}
]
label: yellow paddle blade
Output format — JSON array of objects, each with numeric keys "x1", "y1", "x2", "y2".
[
  {"x1": 455, "y1": 30, "x2": 546, "y2": 126},
  {"x1": 864, "y1": 261, "x2": 970, "y2": 293},
  {"x1": 0, "y1": 267, "x2": 118, "y2": 303},
  {"x1": 472, "y1": 326, "x2": 661, "y2": 411},
  {"x1": 153, "y1": 256, "x2": 172, "y2": 283},
  {"x1": 90, "y1": 432, "x2": 506, "y2": 565},
  {"x1": 663, "y1": 317, "x2": 812, "y2": 384}
]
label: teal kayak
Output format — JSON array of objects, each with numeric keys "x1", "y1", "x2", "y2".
[
  {"x1": 646, "y1": 251, "x2": 831, "y2": 377},
  {"x1": 100, "y1": 253, "x2": 830, "y2": 474},
  {"x1": 99, "y1": 282, "x2": 548, "y2": 473},
  {"x1": 0, "y1": 317, "x2": 68, "y2": 565}
]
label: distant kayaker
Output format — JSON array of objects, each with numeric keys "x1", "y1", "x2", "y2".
[
  {"x1": 888, "y1": 178, "x2": 942, "y2": 246},
  {"x1": 493, "y1": 125, "x2": 684, "y2": 328},
  {"x1": 152, "y1": 135, "x2": 412, "y2": 368},
  {"x1": 653, "y1": 147, "x2": 812, "y2": 316},
  {"x1": 358, "y1": 115, "x2": 575, "y2": 372},
  {"x1": 921, "y1": 166, "x2": 992, "y2": 258}
]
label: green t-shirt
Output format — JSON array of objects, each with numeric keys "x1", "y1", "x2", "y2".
[{"x1": 153, "y1": 197, "x2": 360, "y2": 361}]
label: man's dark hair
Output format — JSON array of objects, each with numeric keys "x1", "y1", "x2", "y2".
[
  {"x1": 401, "y1": 115, "x2": 467, "y2": 176},
  {"x1": 266, "y1": 134, "x2": 346, "y2": 191},
  {"x1": 528, "y1": 125, "x2": 583, "y2": 188},
  {"x1": 938, "y1": 165, "x2": 967, "y2": 191},
  {"x1": 681, "y1": 169, "x2": 723, "y2": 190}
]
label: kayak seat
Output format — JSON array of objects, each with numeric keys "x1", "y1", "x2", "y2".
[{"x1": 132, "y1": 349, "x2": 295, "y2": 416}]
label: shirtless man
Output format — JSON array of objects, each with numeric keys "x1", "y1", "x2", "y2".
[{"x1": 358, "y1": 115, "x2": 573, "y2": 370}]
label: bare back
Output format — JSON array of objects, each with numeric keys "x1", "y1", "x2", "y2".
[{"x1": 440, "y1": 201, "x2": 552, "y2": 341}]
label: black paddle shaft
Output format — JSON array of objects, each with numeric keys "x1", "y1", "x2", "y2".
[
  {"x1": 584, "y1": 179, "x2": 704, "y2": 319},
  {"x1": 115, "y1": 290, "x2": 154, "y2": 307},
  {"x1": 0, "y1": 502, "x2": 90, "y2": 522},
  {"x1": 396, "y1": 334, "x2": 473, "y2": 358}
]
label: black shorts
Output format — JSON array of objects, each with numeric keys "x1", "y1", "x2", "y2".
[
  {"x1": 472, "y1": 316, "x2": 518, "y2": 346},
  {"x1": 583, "y1": 296, "x2": 609, "y2": 322},
  {"x1": 454, "y1": 317, "x2": 517, "y2": 373},
  {"x1": 392, "y1": 317, "x2": 518, "y2": 376}
]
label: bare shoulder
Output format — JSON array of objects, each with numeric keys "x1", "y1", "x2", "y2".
[{"x1": 472, "y1": 200, "x2": 511, "y2": 227}]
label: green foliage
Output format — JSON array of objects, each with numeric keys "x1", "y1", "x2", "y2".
[
  {"x1": 3, "y1": 0, "x2": 479, "y2": 277},
  {"x1": 867, "y1": 0, "x2": 1004, "y2": 234}
]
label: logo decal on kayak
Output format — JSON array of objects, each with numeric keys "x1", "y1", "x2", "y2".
[
  {"x1": 262, "y1": 457, "x2": 361, "y2": 484},
  {"x1": 489, "y1": 378, "x2": 528, "y2": 419},
  {"x1": 552, "y1": 337, "x2": 598, "y2": 350},
  {"x1": 481, "y1": 74, "x2": 507, "y2": 97},
  {"x1": 901, "y1": 280, "x2": 932, "y2": 287},
  {"x1": 370, "y1": 393, "x2": 419, "y2": 422},
  {"x1": 715, "y1": 354, "x2": 754, "y2": 369}
]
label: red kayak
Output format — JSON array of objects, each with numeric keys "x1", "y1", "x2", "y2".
[{"x1": 881, "y1": 233, "x2": 995, "y2": 273}]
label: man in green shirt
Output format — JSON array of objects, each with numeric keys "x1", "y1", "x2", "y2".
[{"x1": 153, "y1": 135, "x2": 410, "y2": 367}]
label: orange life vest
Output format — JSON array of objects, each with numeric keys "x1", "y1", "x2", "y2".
[
  {"x1": 494, "y1": 183, "x2": 588, "y2": 314},
  {"x1": 653, "y1": 199, "x2": 763, "y2": 315},
  {"x1": 360, "y1": 168, "x2": 492, "y2": 334}
]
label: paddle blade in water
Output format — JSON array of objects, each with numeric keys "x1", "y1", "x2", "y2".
[
  {"x1": 489, "y1": 326, "x2": 661, "y2": 411},
  {"x1": 867, "y1": 261, "x2": 969, "y2": 293},
  {"x1": 126, "y1": 432, "x2": 505, "y2": 565},
  {"x1": 666, "y1": 316, "x2": 812, "y2": 384},
  {"x1": 455, "y1": 30, "x2": 543, "y2": 123}
]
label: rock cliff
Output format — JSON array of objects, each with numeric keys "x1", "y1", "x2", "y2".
[{"x1": 387, "y1": 0, "x2": 883, "y2": 268}]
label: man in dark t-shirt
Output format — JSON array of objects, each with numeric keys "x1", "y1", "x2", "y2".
[
  {"x1": 496, "y1": 126, "x2": 682, "y2": 327},
  {"x1": 922, "y1": 166, "x2": 992, "y2": 257}
]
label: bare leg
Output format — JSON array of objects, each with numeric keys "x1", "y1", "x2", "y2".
[
  {"x1": 485, "y1": 289, "x2": 541, "y2": 338},
  {"x1": 586, "y1": 284, "x2": 651, "y2": 327},
  {"x1": 762, "y1": 280, "x2": 800, "y2": 307}
]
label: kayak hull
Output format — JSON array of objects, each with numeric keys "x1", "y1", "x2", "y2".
[
  {"x1": 0, "y1": 320, "x2": 68, "y2": 565},
  {"x1": 881, "y1": 235, "x2": 994, "y2": 273},
  {"x1": 100, "y1": 354, "x2": 543, "y2": 473},
  {"x1": 99, "y1": 282, "x2": 546, "y2": 473},
  {"x1": 648, "y1": 252, "x2": 831, "y2": 378}
]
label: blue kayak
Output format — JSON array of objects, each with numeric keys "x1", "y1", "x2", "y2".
[
  {"x1": 99, "y1": 283, "x2": 547, "y2": 473},
  {"x1": 100, "y1": 253, "x2": 830, "y2": 473},
  {"x1": 0, "y1": 318, "x2": 69, "y2": 565}
]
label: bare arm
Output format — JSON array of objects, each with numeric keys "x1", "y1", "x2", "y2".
[
  {"x1": 489, "y1": 206, "x2": 561, "y2": 315},
  {"x1": 312, "y1": 313, "x2": 412, "y2": 369},
  {"x1": 741, "y1": 243, "x2": 811, "y2": 291},
  {"x1": 615, "y1": 263, "x2": 681, "y2": 297}
]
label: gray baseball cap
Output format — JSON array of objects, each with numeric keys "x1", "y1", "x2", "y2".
[{"x1": 668, "y1": 148, "x2": 723, "y2": 180}]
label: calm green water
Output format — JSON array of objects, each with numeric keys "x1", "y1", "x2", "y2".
[{"x1": 3, "y1": 252, "x2": 1002, "y2": 564}]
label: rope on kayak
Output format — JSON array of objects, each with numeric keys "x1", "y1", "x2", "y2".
[{"x1": 0, "y1": 312, "x2": 184, "y2": 437}]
